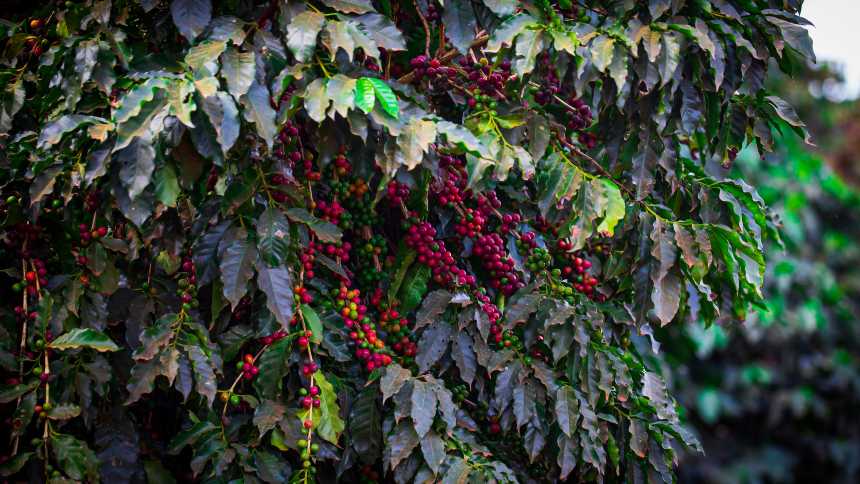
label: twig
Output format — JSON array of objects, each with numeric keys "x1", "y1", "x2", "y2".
[{"x1": 413, "y1": 0, "x2": 432, "y2": 57}]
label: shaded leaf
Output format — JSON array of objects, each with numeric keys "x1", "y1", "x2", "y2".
[{"x1": 49, "y1": 328, "x2": 120, "y2": 352}]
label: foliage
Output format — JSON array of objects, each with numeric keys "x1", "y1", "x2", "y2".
[
  {"x1": 0, "y1": 0, "x2": 812, "y2": 482},
  {"x1": 663, "y1": 68, "x2": 860, "y2": 483}
]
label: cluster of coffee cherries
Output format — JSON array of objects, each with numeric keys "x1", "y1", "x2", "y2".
[
  {"x1": 405, "y1": 221, "x2": 475, "y2": 287},
  {"x1": 235, "y1": 353, "x2": 259, "y2": 381},
  {"x1": 77, "y1": 223, "x2": 108, "y2": 245},
  {"x1": 498, "y1": 329, "x2": 523, "y2": 350},
  {"x1": 318, "y1": 240, "x2": 351, "y2": 263},
  {"x1": 294, "y1": 285, "x2": 314, "y2": 305},
  {"x1": 408, "y1": 55, "x2": 456, "y2": 82},
  {"x1": 295, "y1": 151, "x2": 321, "y2": 182},
  {"x1": 451, "y1": 384, "x2": 469, "y2": 403},
  {"x1": 314, "y1": 199, "x2": 345, "y2": 225},
  {"x1": 386, "y1": 180, "x2": 410, "y2": 206},
  {"x1": 432, "y1": 170, "x2": 466, "y2": 207},
  {"x1": 499, "y1": 213, "x2": 522, "y2": 234},
  {"x1": 300, "y1": 245, "x2": 318, "y2": 280},
  {"x1": 333, "y1": 286, "x2": 392, "y2": 371},
  {"x1": 331, "y1": 152, "x2": 351, "y2": 177},
  {"x1": 177, "y1": 257, "x2": 198, "y2": 312},
  {"x1": 532, "y1": 53, "x2": 562, "y2": 105},
  {"x1": 565, "y1": 97, "x2": 593, "y2": 132},
  {"x1": 339, "y1": 194, "x2": 378, "y2": 230},
  {"x1": 376, "y1": 306, "x2": 417, "y2": 359},
  {"x1": 473, "y1": 233, "x2": 523, "y2": 296},
  {"x1": 11, "y1": 258, "x2": 48, "y2": 296},
  {"x1": 454, "y1": 208, "x2": 486, "y2": 238},
  {"x1": 458, "y1": 57, "x2": 516, "y2": 102},
  {"x1": 527, "y1": 248, "x2": 553, "y2": 272},
  {"x1": 355, "y1": 235, "x2": 388, "y2": 287}
]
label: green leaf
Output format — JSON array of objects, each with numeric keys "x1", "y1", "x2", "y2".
[
  {"x1": 385, "y1": 420, "x2": 419, "y2": 471},
  {"x1": 254, "y1": 337, "x2": 291, "y2": 399},
  {"x1": 590, "y1": 35, "x2": 615, "y2": 72},
  {"x1": 301, "y1": 304, "x2": 324, "y2": 344},
  {"x1": 0, "y1": 452, "x2": 32, "y2": 477},
  {"x1": 255, "y1": 449, "x2": 292, "y2": 483},
  {"x1": 550, "y1": 29, "x2": 579, "y2": 55},
  {"x1": 483, "y1": 0, "x2": 517, "y2": 16},
  {"x1": 513, "y1": 28, "x2": 545, "y2": 76},
  {"x1": 410, "y1": 380, "x2": 437, "y2": 437},
  {"x1": 186, "y1": 344, "x2": 218, "y2": 405},
  {"x1": 37, "y1": 114, "x2": 108, "y2": 149},
  {"x1": 650, "y1": 220, "x2": 681, "y2": 326},
  {"x1": 154, "y1": 163, "x2": 181, "y2": 207},
  {"x1": 116, "y1": 138, "x2": 156, "y2": 200},
  {"x1": 144, "y1": 460, "x2": 177, "y2": 484},
  {"x1": 184, "y1": 39, "x2": 227, "y2": 71},
  {"x1": 349, "y1": 385, "x2": 382, "y2": 463},
  {"x1": 381, "y1": 364, "x2": 412, "y2": 403},
  {"x1": 415, "y1": 320, "x2": 453, "y2": 373},
  {"x1": 443, "y1": 0, "x2": 478, "y2": 54},
  {"x1": 555, "y1": 386, "x2": 580, "y2": 438},
  {"x1": 326, "y1": 74, "x2": 357, "y2": 118},
  {"x1": 253, "y1": 399, "x2": 287, "y2": 435},
  {"x1": 285, "y1": 208, "x2": 343, "y2": 243},
  {"x1": 325, "y1": 19, "x2": 356, "y2": 61},
  {"x1": 396, "y1": 117, "x2": 437, "y2": 170},
  {"x1": 354, "y1": 13, "x2": 406, "y2": 51},
  {"x1": 420, "y1": 430, "x2": 446, "y2": 474},
  {"x1": 171, "y1": 0, "x2": 212, "y2": 42},
  {"x1": 304, "y1": 372, "x2": 344, "y2": 444},
  {"x1": 436, "y1": 120, "x2": 491, "y2": 159},
  {"x1": 220, "y1": 47, "x2": 256, "y2": 100},
  {"x1": 304, "y1": 77, "x2": 330, "y2": 123},
  {"x1": 199, "y1": 91, "x2": 240, "y2": 155},
  {"x1": 255, "y1": 260, "x2": 295, "y2": 330},
  {"x1": 52, "y1": 433, "x2": 100, "y2": 482},
  {"x1": 46, "y1": 403, "x2": 82, "y2": 420},
  {"x1": 354, "y1": 77, "x2": 375, "y2": 114},
  {"x1": 49, "y1": 328, "x2": 120, "y2": 352},
  {"x1": 321, "y1": 0, "x2": 375, "y2": 14},
  {"x1": 168, "y1": 420, "x2": 218, "y2": 454},
  {"x1": 367, "y1": 78, "x2": 399, "y2": 119},
  {"x1": 241, "y1": 81, "x2": 278, "y2": 149},
  {"x1": 0, "y1": 380, "x2": 38, "y2": 403},
  {"x1": 765, "y1": 15, "x2": 816, "y2": 62},
  {"x1": 286, "y1": 11, "x2": 326, "y2": 62},
  {"x1": 487, "y1": 13, "x2": 538, "y2": 52},
  {"x1": 595, "y1": 179, "x2": 625, "y2": 235},
  {"x1": 398, "y1": 264, "x2": 430, "y2": 314},
  {"x1": 219, "y1": 226, "x2": 257, "y2": 310},
  {"x1": 257, "y1": 206, "x2": 291, "y2": 265}
]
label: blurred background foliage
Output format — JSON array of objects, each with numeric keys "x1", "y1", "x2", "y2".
[{"x1": 663, "y1": 64, "x2": 860, "y2": 484}]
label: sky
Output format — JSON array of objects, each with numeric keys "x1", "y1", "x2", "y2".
[{"x1": 802, "y1": 1, "x2": 860, "y2": 100}]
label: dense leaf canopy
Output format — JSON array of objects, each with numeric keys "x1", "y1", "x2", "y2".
[{"x1": 0, "y1": 0, "x2": 813, "y2": 482}]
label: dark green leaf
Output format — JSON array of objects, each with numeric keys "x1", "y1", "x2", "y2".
[
  {"x1": 171, "y1": 0, "x2": 212, "y2": 42},
  {"x1": 285, "y1": 208, "x2": 342, "y2": 243},
  {"x1": 49, "y1": 328, "x2": 120, "y2": 352},
  {"x1": 219, "y1": 226, "x2": 257, "y2": 309},
  {"x1": 255, "y1": 260, "x2": 294, "y2": 330}
]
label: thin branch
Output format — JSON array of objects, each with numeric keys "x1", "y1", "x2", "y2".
[{"x1": 413, "y1": 0, "x2": 432, "y2": 57}]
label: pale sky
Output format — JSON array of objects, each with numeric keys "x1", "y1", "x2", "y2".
[{"x1": 803, "y1": 1, "x2": 860, "y2": 100}]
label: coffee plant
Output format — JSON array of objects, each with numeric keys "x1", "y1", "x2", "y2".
[
  {"x1": 667, "y1": 67, "x2": 860, "y2": 483},
  {"x1": 0, "y1": 0, "x2": 814, "y2": 482}
]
